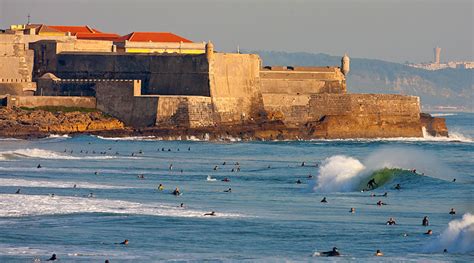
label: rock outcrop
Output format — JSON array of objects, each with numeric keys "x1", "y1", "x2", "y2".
[{"x1": 0, "y1": 107, "x2": 125, "y2": 139}]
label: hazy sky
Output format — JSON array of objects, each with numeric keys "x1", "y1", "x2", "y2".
[{"x1": 1, "y1": 0, "x2": 472, "y2": 63}]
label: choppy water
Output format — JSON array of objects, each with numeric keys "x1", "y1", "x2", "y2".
[{"x1": 0, "y1": 113, "x2": 473, "y2": 262}]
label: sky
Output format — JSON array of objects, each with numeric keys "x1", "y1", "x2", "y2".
[{"x1": 0, "y1": 0, "x2": 472, "y2": 63}]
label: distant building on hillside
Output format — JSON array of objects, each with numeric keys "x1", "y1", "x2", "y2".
[{"x1": 406, "y1": 47, "x2": 474, "y2": 70}]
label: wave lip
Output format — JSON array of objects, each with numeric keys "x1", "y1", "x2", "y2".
[{"x1": 424, "y1": 213, "x2": 474, "y2": 253}]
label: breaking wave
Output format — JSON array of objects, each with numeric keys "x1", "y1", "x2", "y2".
[
  {"x1": 423, "y1": 213, "x2": 474, "y2": 253},
  {"x1": 0, "y1": 194, "x2": 245, "y2": 218},
  {"x1": 0, "y1": 148, "x2": 118, "y2": 160},
  {"x1": 312, "y1": 148, "x2": 452, "y2": 192}
]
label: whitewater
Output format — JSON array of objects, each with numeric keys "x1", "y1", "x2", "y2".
[{"x1": 0, "y1": 112, "x2": 472, "y2": 262}]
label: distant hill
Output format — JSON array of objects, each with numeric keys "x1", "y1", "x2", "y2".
[{"x1": 252, "y1": 51, "x2": 473, "y2": 111}]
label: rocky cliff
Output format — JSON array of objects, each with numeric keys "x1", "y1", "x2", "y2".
[{"x1": 0, "y1": 107, "x2": 125, "y2": 139}]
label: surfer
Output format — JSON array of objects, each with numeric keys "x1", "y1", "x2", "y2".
[
  {"x1": 73, "y1": 184, "x2": 77, "y2": 188},
  {"x1": 296, "y1": 179, "x2": 302, "y2": 184},
  {"x1": 449, "y1": 208, "x2": 456, "y2": 215},
  {"x1": 386, "y1": 217, "x2": 397, "y2": 225},
  {"x1": 213, "y1": 165, "x2": 218, "y2": 171},
  {"x1": 179, "y1": 203, "x2": 184, "y2": 208},
  {"x1": 158, "y1": 184, "x2": 164, "y2": 191},
  {"x1": 37, "y1": 164, "x2": 42, "y2": 169},
  {"x1": 452, "y1": 178, "x2": 456, "y2": 182},
  {"x1": 319, "y1": 247, "x2": 340, "y2": 257},
  {"x1": 377, "y1": 200, "x2": 386, "y2": 206},
  {"x1": 15, "y1": 188, "x2": 21, "y2": 194},
  {"x1": 367, "y1": 178, "x2": 378, "y2": 189},
  {"x1": 301, "y1": 162, "x2": 305, "y2": 167},
  {"x1": 350, "y1": 208, "x2": 356, "y2": 213},
  {"x1": 394, "y1": 184, "x2": 401, "y2": 190},
  {"x1": 172, "y1": 188, "x2": 181, "y2": 196},
  {"x1": 204, "y1": 211, "x2": 216, "y2": 216},
  {"x1": 117, "y1": 239, "x2": 129, "y2": 245},
  {"x1": 224, "y1": 188, "x2": 232, "y2": 193},
  {"x1": 222, "y1": 178, "x2": 230, "y2": 182},
  {"x1": 169, "y1": 164, "x2": 173, "y2": 170},
  {"x1": 424, "y1": 229, "x2": 433, "y2": 235},
  {"x1": 422, "y1": 216, "x2": 429, "y2": 226},
  {"x1": 321, "y1": 197, "x2": 327, "y2": 203},
  {"x1": 375, "y1": 249, "x2": 384, "y2": 256},
  {"x1": 47, "y1": 253, "x2": 57, "y2": 261}
]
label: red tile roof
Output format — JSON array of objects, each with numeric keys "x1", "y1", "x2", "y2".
[
  {"x1": 117, "y1": 32, "x2": 193, "y2": 43},
  {"x1": 75, "y1": 32, "x2": 121, "y2": 41},
  {"x1": 48, "y1": 25, "x2": 101, "y2": 34}
]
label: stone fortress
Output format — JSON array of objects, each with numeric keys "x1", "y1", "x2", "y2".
[{"x1": 0, "y1": 24, "x2": 447, "y2": 139}]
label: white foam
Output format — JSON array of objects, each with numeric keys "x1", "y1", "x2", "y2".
[
  {"x1": 430, "y1": 113, "x2": 457, "y2": 117},
  {"x1": 424, "y1": 213, "x2": 474, "y2": 253},
  {"x1": 206, "y1": 175, "x2": 217, "y2": 181},
  {"x1": 311, "y1": 155, "x2": 366, "y2": 192},
  {"x1": 0, "y1": 178, "x2": 132, "y2": 189},
  {"x1": 0, "y1": 194, "x2": 245, "y2": 218},
  {"x1": 95, "y1": 135, "x2": 157, "y2": 141},
  {"x1": 0, "y1": 148, "x2": 118, "y2": 160},
  {"x1": 305, "y1": 128, "x2": 473, "y2": 143}
]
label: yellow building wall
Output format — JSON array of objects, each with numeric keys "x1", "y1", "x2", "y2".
[{"x1": 125, "y1": 48, "x2": 205, "y2": 54}]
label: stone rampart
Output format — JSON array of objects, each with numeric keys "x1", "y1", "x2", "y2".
[
  {"x1": 260, "y1": 66, "x2": 346, "y2": 95},
  {"x1": 155, "y1": 96, "x2": 215, "y2": 128},
  {"x1": 263, "y1": 93, "x2": 423, "y2": 138},
  {"x1": 6, "y1": 95, "x2": 96, "y2": 108},
  {"x1": 210, "y1": 53, "x2": 265, "y2": 123},
  {"x1": 35, "y1": 51, "x2": 210, "y2": 96}
]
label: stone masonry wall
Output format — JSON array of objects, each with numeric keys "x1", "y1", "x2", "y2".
[
  {"x1": 6, "y1": 95, "x2": 96, "y2": 108},
  {"x1": 262, "y1": 93, "x2": 423, "y2": 137},
  {"x1": 260, "y1": 66, "x2": 346, "y2": 95},
  {"x1": 209, "y1": 53, "x2": 265, "y2": 123},
  {"x1": 94, "y1": 80, "x2": 159, "y2": 127},
  {"x1": 155, "y1": 96, "x2": 215, "y2": 128}
]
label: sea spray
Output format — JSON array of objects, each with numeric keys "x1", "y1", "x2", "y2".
[
  {"x1": 312, "y1": 155, "x2": 366, "y2": 192},
  {"x1": 423, "y1": 213, "x2": 474, "y2": 253}
]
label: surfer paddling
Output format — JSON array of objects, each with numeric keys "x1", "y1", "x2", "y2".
[{"x1": 317, "y1": 247, "x2": 340, "y2": 257}]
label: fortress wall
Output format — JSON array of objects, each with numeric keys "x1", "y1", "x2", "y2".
[
  {"x1": 0, "y1": 82, "x2": 36, "y2": 96},
  {"x1": 0, "y1": 34, "x2": 36, "y2": 95},
  {"x1": 261, "y1": 94, "x2": 312, "y2": 126},
  {"x1": 94, "y1": 80, "x2": 158, "y2": 127},
  {"x1": 210, "y1": 53, "x2": 265, "y2": 123},
  {"x1": 6, "y1": 95, "x2": 96, "y2": 108},
  {"x1": 260, "y1": 67, "x2": 346, "y2": 95},
  {"x1": 48, "y1": 53, "x2": 210, "y2": 96},
  {"x1": 262, "y1": 93, "x2": 423, "y2": 137},
  {"x1": 155, "y1": 96, "x2": 215, "y2": 128},
  {"x1": 308, "y1": 94, "x2": 421, "y2": 120}
]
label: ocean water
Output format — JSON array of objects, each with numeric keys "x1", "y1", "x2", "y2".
[{"x1": 0, "y1": 113, "x2": 473, "y2": 262}]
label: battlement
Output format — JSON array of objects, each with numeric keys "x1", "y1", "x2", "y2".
[{"x1": 53, "y1": 79, "x2": 140, "y2": 83}]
